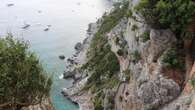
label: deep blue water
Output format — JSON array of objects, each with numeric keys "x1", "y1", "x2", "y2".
[{"x1": 0, "y1": 0, "x2": 111, "y2": 110}]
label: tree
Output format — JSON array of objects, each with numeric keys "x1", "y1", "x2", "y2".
[
  {"x1": 0, "y1": 35, "x2": 52, "y2": 110},
  {"x1": 134, "y1": 0, "x2": 195, "y2": 34}
]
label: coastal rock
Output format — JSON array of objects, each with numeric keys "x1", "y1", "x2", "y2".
[
  {"x1": 63, "y1": 71, "x2": 75, "y2": 79},
  {"x1": 75, "y1": 42, "x2": 83, "y2": 51},
  {"x1": 67, "y1": 58, "x2": 75, "y2": 64},
  {"x1": 59, "y1": 55, "x2": 65, "y2": 60}
]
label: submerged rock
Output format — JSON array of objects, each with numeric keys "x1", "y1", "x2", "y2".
[{"x1": 59, "y1": 55, "x2": 65, "y2": 60}]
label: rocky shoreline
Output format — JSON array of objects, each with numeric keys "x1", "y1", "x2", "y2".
[{"x1": 61, "y1": 21, "x2": 102, "y2": 110}]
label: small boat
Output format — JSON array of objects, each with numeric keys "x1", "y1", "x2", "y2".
[
  {"x1": 22, "y1": 24, "x2": 30, "y2": 29},
  {"x1": 44, "y1": 28, "x2": 49, "y2": 31},
  {"x1": 38, "y1": 10, "x2": 42, "y2": 13},
  {"x1": 7, "y1": 3, "x2": 14, "y2": 7}
]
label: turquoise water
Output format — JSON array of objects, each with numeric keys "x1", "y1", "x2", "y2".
[{"x1": 0, "y1": 0, "x2": 111, "y2": 110}]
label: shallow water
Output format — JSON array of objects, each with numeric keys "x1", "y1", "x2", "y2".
[{"x1": 0, "y1": 0, "x2": 111, "y2": 109}]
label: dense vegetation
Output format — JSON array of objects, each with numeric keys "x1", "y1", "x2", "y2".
[
  {"x1": 162, "y1": 48, "x2": 183, "y2": 68},
  {"x1": 134, "y1": 0, "x2": 195, "y2": 34},
  {"x1": 0, "y1": 36, "x2": 52, "y2": 110}
]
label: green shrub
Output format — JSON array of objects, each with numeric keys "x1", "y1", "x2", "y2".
[
  {"x1": 0, "y1": 36, "x2": 52, "y2": 109},
  {"x1": 99, "y1": 1, "x2": 129, "y2": 34},
  {"x1": 93, "y1": 91, "x2": 104, "y2": 110},
  {"x1": 162, "y1": 48, "x2": 182, "y2": 68},
  {"x1": 131, "y1": 50, "x2": 141, "y2": 62},
  {"x1": 189, "y1": 74, "x2": 195, "y2": 88},
  {"x1": 107, "y1": 95, "x2": 115, "y2": 105},
  {"x1": 94, "y1": 98, "x2": 104, "y2": 110},
  {"x1": 131, "y1": 24, "x2": 138, "y2": 31},
  {"x1": 123, "y1": 69, "x2": 131, "y2": 82},
  {"x1": 140, "y1": 31, "x2": 150, "y2": 42},
  {"x1": 126, "y1": 9, "x2": 133, "y2": 17},
  {"x1": 134, "y1": 0, "x2": 195, "y2": 34}
]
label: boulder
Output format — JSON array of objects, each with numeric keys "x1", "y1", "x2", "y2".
[
  {"x1": 137, "y1": 75, "x2": 180, "y2": 110},
  {"x1": 63, "y1": 71, "x2": 75, "y2": 79},
  {"x1": 59, "y1": 55, "x2": 65, "y2": 60},
  {"x1": 148, "y1": 29, "x2": 177, "y2": 62}
]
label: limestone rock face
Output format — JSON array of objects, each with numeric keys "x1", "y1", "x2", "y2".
[
  {"x1": 160, "y1": 94, "x2": 194, "y2": 110},
  {"x1": 106, "y1": 0, "x2": 183, "y2": 109},
  {"x1": 137, "y1": 76, "x2": 180, "y2": 110},
  {"x1": 148, "y1": 29, "x2": 177, "y2": 62},
  {"x1": 189, "y1": 95, "x2": 195, "y2": 110}
]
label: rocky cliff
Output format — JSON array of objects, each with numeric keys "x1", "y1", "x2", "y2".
[{"x1": 64, "y1": 0, "x2": 195, "y2": 110}]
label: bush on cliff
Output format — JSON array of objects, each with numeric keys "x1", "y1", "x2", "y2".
[
  {"x1": 134, "y1": 0, "x2": 195, "y2": 34},
  {"x1": 0, "y1": 36, "x2": 52, "y2": 109},
  {"x1": 162, "y1": 48, "x2": 183, "y2": 68}
]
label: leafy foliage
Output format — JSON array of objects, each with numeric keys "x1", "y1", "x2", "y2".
[
  {"x1": 126, "y1": 9, "x2": 133, "y2": 18},
  {"x1": 162, "y1": 48, "x2": 182, "y2": 68},
  {"x1": 189, "y1": 75, "x2": 195, "y2": 88},
  {"x1": 93, "y1": 91, "x2": 105, "y2": 110},
  {"x1": 0, "y1": 36, "x2": 52, "y2": 109},
  {"x1": 134, "y1": 0, "x2": 195, "y2": 33},
  {"x1": 99, "y1": 1, "x2": 129, "y2": 34},
  {"x1": 140, "y1": 31, "x2": 150, "y2": 42},
  {"x1": 130, "y1": 50, "x2": 141, "y2": 63},
  {"x1": 123, "y1": 69, "x2": 131, "y2": 82},
  {"x1": 131, "y1": 24, "x2": 138, "y2": 31}
]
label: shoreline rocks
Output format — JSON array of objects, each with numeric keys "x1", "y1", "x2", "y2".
[
  {"x1": 61, "y1": 19, "x2": 101, "y2": 110},
  {"x1": 75, "y1": 42, "x2": 83, "y2": 51}
]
